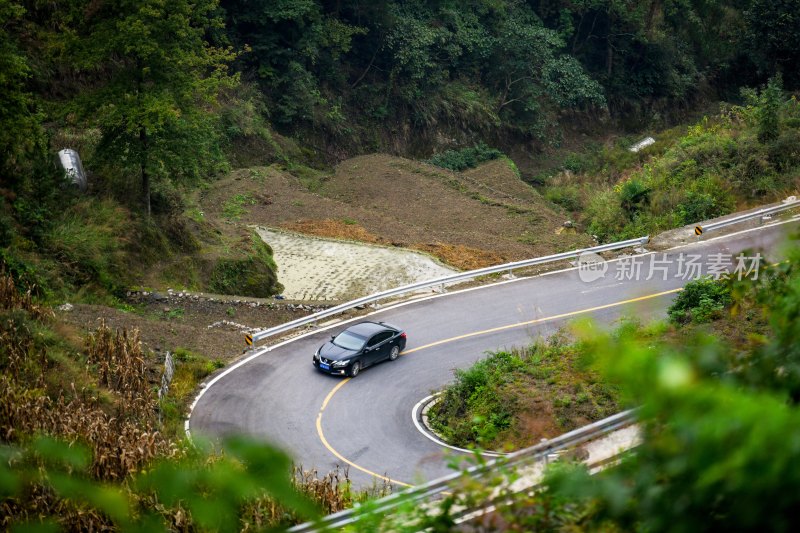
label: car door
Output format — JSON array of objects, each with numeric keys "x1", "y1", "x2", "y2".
[{"x1": 365, "y1": 331, "x2": 393, "y2": 366}]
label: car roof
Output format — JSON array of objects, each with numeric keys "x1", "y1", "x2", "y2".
[{"x1": 344, "y1": 321, "x2": 398, "y2": 337}]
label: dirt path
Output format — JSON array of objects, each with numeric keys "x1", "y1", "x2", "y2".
[{"x1": 255, "y1": 227, "x2": 457, "y2": 300}]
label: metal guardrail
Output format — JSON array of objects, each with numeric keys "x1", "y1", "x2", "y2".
[
  {"x1": 251, "y1": 236, "x2": 650, "y2": 345},
  {"x1": 697, "y1": 198, "x2": 800, "y2": 234},
  {"x1": 289, "y1": 409, "x2": 638, "y2": 532}
]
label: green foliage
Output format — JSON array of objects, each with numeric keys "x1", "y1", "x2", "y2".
[
  {"x1": 0, "y1": 0, "x2": 43, "y2": 180},
  {"x1": 618, "y1": 178, "x2": 650, "y2": 215},
  {"x1": 758, "y1": 75, "x2": 783, "y2": 144},
  {"x1": 430, "y1": 351, "x2": 520, "y2": 446},
  {"x1": 210, "y1": 232, "x2": 283, "y2": 297},
  {"x1": 586, "y1": 190, "x2": 627, "y2": 242},
  {"x1": 0, "y1": 435, "x2": 318, "y2": 531},
  {"x1": 222, "y1": 193, "x2": 257, "y2": 220},
  {"x1": 76, "y1": 0, "x2": 238, "y2": 215},
  {"x1": 222, "y1": 0, "x2": 604, "y2": 141},
  {"x1": 584, "y1": 98, "x2": 798, "y2": 242},
  {"x1": 744, "y1": 0, "x2": 800, "y2": 88},
  {"x1": 429, "y1": 338, "x2": 620, "y2": 450},
  {"x1": 545, "y1": 185, "x2": 582, "y2": 212},
  {"x1": 676, "y1": 191, "x2": 728, "y2": 225},
  {"x1": 41, "y1": 199, "x2": 131, "y2": 296},
  {"x1": 426, "y1": 143, "x2": 503, "y2": 172},
  {"x1": 669, "y1": 277, "x2": 732, "y2": 324},
  {"x1": 734, "y1": 241, "x2": 800, "y2": 403}
]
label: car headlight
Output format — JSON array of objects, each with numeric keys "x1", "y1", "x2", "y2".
[{"x1": 332, "y1": 359, "x2": 350, "y2": 367}]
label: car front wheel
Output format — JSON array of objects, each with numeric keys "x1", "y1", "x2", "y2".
[
  {"x1": 349, "y1": 361, "x2": 361, "y2": 378},
  {"x1": 389, "y1": 345, "x2": 400, "y2": 361}
]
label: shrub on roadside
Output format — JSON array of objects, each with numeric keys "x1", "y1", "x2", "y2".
[
  {"x1": 668, "y1": 277, "x2": 732, "y2": 324},
  {"x1": 209, "y1": 232, "x2": 283, "y2": 297},
  {"x1": 545, "y1": 186, "x2": 582, "y2": 212},
  {"x1": 426, "y1": 143, "x2": 503, "y2": 171},
  {"x1": 429, "y1": 338, "x2": 620, "y2": 450}
]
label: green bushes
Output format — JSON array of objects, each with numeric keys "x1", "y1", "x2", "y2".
[
  {"x1": 581, "y1": 91, "x2": 800, "y2": 242},
  {"x1": 429, "y1": 351, "x2": 521, "y2": 447},
  {"x1": 222, "y1": 193, "x2": 257, "y2": 220},
  {"x1": 757, "y1": 75, "x2": 783, "y2": 144},
  {"x1": 669, "y1": 277, "x2": 732, "y2": 324},
  {"x1": 426, "y1": 143, "x2": 504, "y2": 172},
  {"x1": 209, "y1": 233, "x2": 283, "y2": 297},
  {"x1": 43, "y1": 199, "x2": 131, "y2": 294},
  {"x1": 428, "y1": 338, "x2": 620, "y2": 450},
  {"x1": 545, "y1": 186, "x2": 582, "y2": 212},
  {"x1": 619, "y1": 178, "x2": 651, "y2": 215}
]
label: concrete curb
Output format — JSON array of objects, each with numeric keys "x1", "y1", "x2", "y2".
[{"x1": 411, "y1": 393, "x2": 507, "y2": 458}]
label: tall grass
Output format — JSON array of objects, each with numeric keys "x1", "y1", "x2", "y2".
[{"x1": 43, "y1": 198, "x2": 130, "y2": 292}]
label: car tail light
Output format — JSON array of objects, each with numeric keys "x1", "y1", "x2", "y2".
[{"x1": 400, "y1": 332, "x2": 406, "y2": 338}]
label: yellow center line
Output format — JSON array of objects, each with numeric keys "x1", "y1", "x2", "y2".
[
  {"x1": 403, "y1": 288, "x2": 683, "y2": 355},
  {"x1": 320, "y1": 378, "x2": 350, "y2": 412},
  {"x1": 314, "y1": 287, "x2": 683, "y2": 486}
]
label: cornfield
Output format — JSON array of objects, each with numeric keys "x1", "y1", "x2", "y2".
[
  {"x1": 240, "y1": 465, "x2": 393, "y2": 529},
  {"x1": 85, "y1": 321, "x2": 155, "y2": 420},
  {"x1": 0, "y1": 270, "x2": 384, "y2": 530},
  {"x1": 0, "y1": 270, "x2": 53, "y2": 320}
]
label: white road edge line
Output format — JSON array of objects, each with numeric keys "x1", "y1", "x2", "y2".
[
  {"x1": 411, "y1": 393, "x2": 506, "y2": 458},
  {"x1": 185, "y1": 217, "x2": 800, "y2": 437}
]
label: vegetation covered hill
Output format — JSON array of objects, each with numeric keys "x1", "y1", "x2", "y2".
[
  {"x1": 2, "y1": 0, "x2": 800, "y2": 530},
  {"x1": 2, "y1": 0, "x2": 798, "y2": 304}
]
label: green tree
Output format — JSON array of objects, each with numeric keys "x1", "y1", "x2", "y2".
[
  {"x1": 744, "y1": 0, "x2": 800, "y2": 87},
  {"x1": 0, "y1": 0, "x2": 43, "y2": 181},
  {"x1": 221, "y1": 0, "x2": 365, "y2": 128},
  {"x1": 77, "y1": 0, "x2": 237, "y2": 215},
  {"x1": 486, "y1": 11, "x2": 605, "y2": 137},
  {"x1": 758, "y1": 74, "x2": 783, "y2": 144}
]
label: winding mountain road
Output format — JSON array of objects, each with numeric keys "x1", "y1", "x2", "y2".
[{"x1": 189, "y1": 220, "x2": 798, "y2": 488}]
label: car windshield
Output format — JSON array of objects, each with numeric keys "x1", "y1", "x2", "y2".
[{"x1": 332, "y1": 331, "x2": 366, "y2": 351}]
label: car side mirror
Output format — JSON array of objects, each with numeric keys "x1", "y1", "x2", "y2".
[{"x1": 330, "y1": 335, "x2": 336, "y2": 341}]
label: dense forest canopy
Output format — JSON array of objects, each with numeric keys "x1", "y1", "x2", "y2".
[{"x1": 1, "y1": 0, "x2": 798, "y2": 224}]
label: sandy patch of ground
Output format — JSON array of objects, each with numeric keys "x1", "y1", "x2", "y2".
[{"x1": 255, "y1": 227, "x2": 457, "y2": 301}]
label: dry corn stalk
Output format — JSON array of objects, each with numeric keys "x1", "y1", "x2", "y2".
[{"x1": 0, "y1": 270, "x2": 53, "y2": 320}]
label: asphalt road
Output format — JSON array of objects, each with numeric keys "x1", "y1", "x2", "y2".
[{"x1": 189, "y1": 220, "x2": 798, "y2": 488}]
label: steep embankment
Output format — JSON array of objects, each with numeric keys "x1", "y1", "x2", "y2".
[{"x1": 200, "y1": 154, "x2": 590, "y2": 272}]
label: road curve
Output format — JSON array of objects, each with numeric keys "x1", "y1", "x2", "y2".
[{"x1": 190, "y1": 220, "x2": 798, "y2": 488}]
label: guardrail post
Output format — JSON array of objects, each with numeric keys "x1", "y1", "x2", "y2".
[{"x1": 507, "y1": 268, "x2": 516, "y2": 279}]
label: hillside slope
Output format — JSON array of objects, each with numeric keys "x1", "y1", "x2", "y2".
[{"x1": 201, "y1": 154, "x2": 590, "y2": 270}]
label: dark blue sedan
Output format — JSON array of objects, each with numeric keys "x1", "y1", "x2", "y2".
[{"x1": 313, "y1": 321, "x2": 407, "y2": 377}]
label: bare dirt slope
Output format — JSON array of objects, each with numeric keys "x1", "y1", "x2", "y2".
[{"x1": 201, "y1": 154, "x2": 590, "y2": 270}]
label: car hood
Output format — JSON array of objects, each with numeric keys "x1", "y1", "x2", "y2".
[{"x1": 318, "y1": 342, "x2": 358, "y2": 361}]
